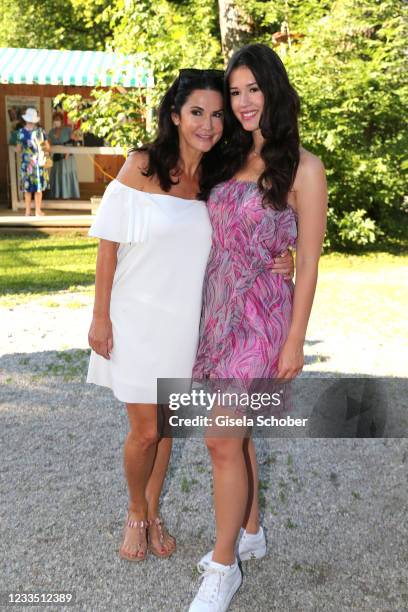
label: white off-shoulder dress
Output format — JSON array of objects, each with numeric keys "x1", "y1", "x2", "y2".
[{"x1": 86, "y1": 179, "x2": 212, "y2": 403}]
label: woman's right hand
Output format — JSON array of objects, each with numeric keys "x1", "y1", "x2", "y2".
[{"x1": 88, "y1": 315, "x2": 113, "y2": 359}]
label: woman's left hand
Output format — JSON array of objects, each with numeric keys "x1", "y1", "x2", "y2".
[
  {"x1": 276, "y1": 336, "x2": 304, "y2": 379},
  {"x1": 269, "y1": 249, "x2": 294, "y2": 279}
]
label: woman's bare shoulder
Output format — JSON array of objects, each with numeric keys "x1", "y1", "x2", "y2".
[
  {"x1": 116, "y1": 150, "x2": 151, "y2": 191},
  {"x1": 297, "y1": 147, "x2": 325, "y2": 178}
]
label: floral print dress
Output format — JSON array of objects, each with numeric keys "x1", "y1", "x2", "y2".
[
  {"x1": 193, "y1": 178, "x2": 298, "y2": 384},
  {"x1": 17, "y1": 127, "x2": 49, "y2": 193}
]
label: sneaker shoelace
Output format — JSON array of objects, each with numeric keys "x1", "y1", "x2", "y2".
[{"x1": 197, "y1": 567, "x2": 224, "y2": 603}]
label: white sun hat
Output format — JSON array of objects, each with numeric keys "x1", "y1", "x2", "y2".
[{"x1": 22, "y1": 108, "x2": 40, "y2": 123}]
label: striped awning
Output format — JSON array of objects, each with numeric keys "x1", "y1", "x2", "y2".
[{"x1": 0, "y1": 47, "x2": 154, "y2": 88}]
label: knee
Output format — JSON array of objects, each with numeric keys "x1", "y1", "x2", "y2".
[
  {"x1": 129, "y1": 428, "x2": 159, "y2": 452},
  {"x1": 205, "y1": 437, "x2": 242, "y2": 465}
]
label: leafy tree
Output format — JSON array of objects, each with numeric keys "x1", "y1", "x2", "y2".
[
  {"x1": 55, "y1": 86, "x2": 150, "y2": 148},
  {"x1": 0, "y1": 0, "x2": 113, "y2": 50},
  {"x1": 110, "y1": 0, "x2": 222, "y2": 100},
  {"x1": 286, "y1": 0, "x2": 407, "y2": 246},
  {"x1": 34, "y1": 0, "x2": 407, "y2": 247},
  {"x1": 58, "y1": 0, "x2": 223, "y2": 148},
  {"x1": 231, "y1": 0, "x2": 408, "y2": 246}
]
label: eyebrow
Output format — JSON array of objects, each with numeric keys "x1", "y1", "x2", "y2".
[
  {"x1": 229, "y1": 82, "x2": 258, "y2": 89},
  {"x1": 189, "y1": 105, "x2": 224, "y2": 112}
]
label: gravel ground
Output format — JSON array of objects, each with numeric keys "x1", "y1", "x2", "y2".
[{"x1": 1, "y1": 294, "x2": 407, "y2": 612}]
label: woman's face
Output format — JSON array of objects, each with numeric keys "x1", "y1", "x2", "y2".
[
  {"x1": 172, "y1": 89, "x2": 224, "y2": 153},
  {"x1": 229, "y1": 66, "x2": 265, "y2": 132}
]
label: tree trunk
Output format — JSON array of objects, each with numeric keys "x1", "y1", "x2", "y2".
[{"x1": 218, "y1": 0, "x2": 251, "y2": 62}]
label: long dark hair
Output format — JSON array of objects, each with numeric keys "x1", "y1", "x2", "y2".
[
  {"x1": 222, "y1": 43, "x2": 300, "y2": 210},
  {"x1": 131, "y1": 70, "x2": 225, "y2": 199}
]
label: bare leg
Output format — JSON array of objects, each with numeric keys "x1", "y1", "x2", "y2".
[
  {"x1": 206, "y1": 431, "x2": 248, "y2": 566},
  {"x1": 121, "y1": 402, "x2": 158, "y2": 559},
  {"x1": 34, "y1": 191, "x2": 44, "y2": 215},
  {"x1": 242, "y1": 437, "x2": 260, "y2": 534},
  {"x1": 145, "y1": 433, "x2": 176, "y2": 553},
  {"x1": 24, "y1": 192, "x2": 32, "y2": 216}
]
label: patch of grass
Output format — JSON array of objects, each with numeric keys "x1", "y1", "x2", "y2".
[
  {"x1": 289, "y1": 475, "x2": 300, "y2": 486},
  {"x1": 291, "y1": 560, "x2": 331, "y2": 584},
  {"x1": 351, "y1": 490, "x2": 361, "y2": 500},
  {"x1": 263, "y1": 453, "x2": 277, "y2": 465},
  {"x1": 259, "y1": 479, "x2": 269, "y2": 491},
  {"x1": 309, "y1": 252, "x2": 408, "y2": 342},
  {"x1": 181, "y1": 476, "x2": 193, "y2": 493},
  {"x1": 319, "y1": 251, "x2": 407, "y2": 271},
  {"x1": 191, "y1": 567, "x2": 200, "y2": 579},
  {"x1": 285, "y1": 518, "x2": 296, "y2": 529},
  {"x1": 26, "y1": 349, "x2": 90, "y2": 382},
  {"x1": 0, "y1": 232, "x2": 97, "y2": 298},
  {"x1": 258, "y1": 480, "x2": 268, "y2": 511},
  {"x1": 287, "y1": 453, "x2": 294, "y2": 474},
  {"x1": 43, "y1": 300, "x2": 59, "y2": 308},
  {"x1": 66, "y1": 301, "x2": 86, "y2": 309}
]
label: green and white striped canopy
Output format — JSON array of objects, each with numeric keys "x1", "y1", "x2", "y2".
[{"x1": 0, "y1": 47, "x2": 154, "y2": 88}]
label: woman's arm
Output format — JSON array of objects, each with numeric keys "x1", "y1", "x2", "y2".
[
  {"x1": 276, "y1": 153, "x2": 328, "y2": 379},
  {"x1": 88, "y1": 239, "x2": 119, "y2": 359}
]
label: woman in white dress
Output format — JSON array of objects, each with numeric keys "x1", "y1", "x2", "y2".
[{"x1": 87, "y1": 69, "x2": 293, "y2": 562}]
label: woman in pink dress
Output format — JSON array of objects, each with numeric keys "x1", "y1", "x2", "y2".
[{"x1": 189, "y1": 44, "x2": 328, "y2": 612}]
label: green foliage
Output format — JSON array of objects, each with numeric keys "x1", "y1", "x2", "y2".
[
  {"x1": 12, "y1": 0, "x2": 406, "y2": 248},
  {"x1": 235, "y1": 1, "x2": 408, "y2": 248},
  {"x1": 55, "y1": 86, "x2": 151, "y2": 148},
  {"x1": 0, "y1": 233, "x2": 97, "y2": 297},
  {"x1": 111, "y1": 0, "x2": 222, "y2": 103},
  {"x1": 57, "y1": 0, "x2": 222, "y2": 147},
  {"x1": 0, "y1": 0, "x2": 113, "y2": 50},
  {"x1": 283, "y1": 0, "x2": 408, "y2": 248},
  {"x1": 325, "y1": 208, "x2": 378, "y2": 249}
]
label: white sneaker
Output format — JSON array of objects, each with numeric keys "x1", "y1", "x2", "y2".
[
  {"x1": 238, "y1": 526, "x2": 267, "y2": 561},
  {"x1": 197, "y1": 527, "x2": 266, "y2": 573},
  {"x1": 189, "y1": 559, "x2": 242, "y2": 612}
]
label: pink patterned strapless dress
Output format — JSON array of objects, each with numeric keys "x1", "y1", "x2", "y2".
[{"x1": 192, "y1": 178, "x2": 297, "y2": 385}]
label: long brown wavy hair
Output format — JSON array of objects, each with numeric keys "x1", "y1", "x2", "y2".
[
  {"x1": 129, "y1": 70, "x2": 225, "y2": 200},
  {"x1": 221, "y1": 43, "x2": 301, "y2": 210}
]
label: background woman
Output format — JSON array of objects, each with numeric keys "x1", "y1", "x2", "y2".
[
  {"x1": 190, "y1": 44, "x2": 328, "y2": 612},
  {"x1": 16, "y1": 108, "x2": 50, "y2": 216},
  {"x1": 48, "y1": 111, "x2": 80, "y2": 199}
]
